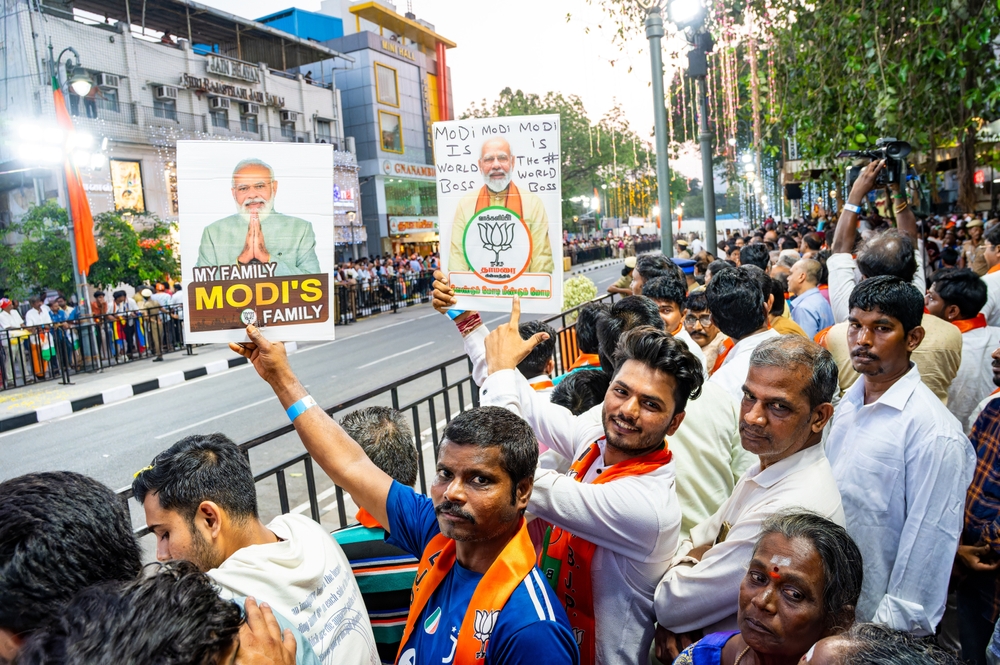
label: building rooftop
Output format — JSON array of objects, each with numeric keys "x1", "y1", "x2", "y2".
[
  {"x1": 348, "y1": 1, "x2": 455, "y2": 50},
  {"x1": 56, "y1": 0, "x2": 353, "y2": 69}
]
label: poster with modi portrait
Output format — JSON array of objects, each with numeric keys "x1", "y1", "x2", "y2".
[
  {"x1": 176, "y1": 141, "x2": 336, "y2": 344},
  {"x1": 434, "y1": 114, "x2": 563, "y2": 314}
]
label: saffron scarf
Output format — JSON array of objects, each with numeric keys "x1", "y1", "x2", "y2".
[
  {"x1": 953, "y1": 313, "x2": 988, "y2": 334},
  {"x1": 989, "y1": 264, "x2": 1000, "y2": 275},
  {"x1": 396, "y1": 520, "x2": 536, "y2": 665},
  {"x1": 529, "y1": 379, "x2": 555, "y2": 391},
  {"x1": 710, "y1": 337, "x2": 736, "y2": 374},
  {"x1": 539, "y1": 439, "x2": 672, "y2": 664},
  {"x1": 568, "y1": 353, "x2": 602, "y2": 371},
  {"x1": 475, "y1": 183, "x2": 524, "y2": 219}
]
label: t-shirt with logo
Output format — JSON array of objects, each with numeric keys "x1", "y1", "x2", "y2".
[{"x1": 384, "y1": 481, "x2": 578, "y2": 665}]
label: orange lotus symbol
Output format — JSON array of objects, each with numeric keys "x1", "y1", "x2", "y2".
[{"x1": 478, "y1": 221, "x2": 514, "y2": 267}]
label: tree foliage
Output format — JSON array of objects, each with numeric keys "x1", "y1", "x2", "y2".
[
  {"x1": 0, "y1": 201, "x2": 74, "y2": 299},
  {"x1": 463, "y1": 88, "x2": 688, "y2": 228},
  {"x1": 88, "y1": 210, "x2": 179, "y2": 289}
]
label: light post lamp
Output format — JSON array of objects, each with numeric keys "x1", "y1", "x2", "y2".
[
  {"x1": 347, "y1": 210, "x2": 358, "y2": 260},
  {"x1": 666, "y1": 0, "x2": 717, "y2": 256},
  {"x1": 633, "y1": 0, "x2": 675, "y2": 257},
  {"x1": 47, "y1": 42, "x2": 94, "y2": 316}
]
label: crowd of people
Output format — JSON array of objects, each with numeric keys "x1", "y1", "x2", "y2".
[
  {"x1": 0, "y1": 282, "x2": 185, "y2": 386},
  {"x1": 563, "y1": 233, "x2": 664, "y2": 263},
  {"x1": 5, "y1": 160, "x2": 1000, "y2": 664}
]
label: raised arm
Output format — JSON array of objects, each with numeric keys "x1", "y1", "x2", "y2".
[
  {"x1": 231, "y1": 325, "x2": 393, "y2": 529},
  {"x1": 832, "y1": 159, "x2": 884, "y2": 254}
]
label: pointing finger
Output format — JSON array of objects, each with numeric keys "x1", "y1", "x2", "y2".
[{"x1": 509, "y1": 295, "x2": 522, "y2": 328}]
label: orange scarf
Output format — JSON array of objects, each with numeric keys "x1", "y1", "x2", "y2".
[
  {"x1": 989, "y1": 264, "x2": 1000, "y2": 275},
  {"x1": 475, "y1": 182, "x2": 523, "y2": 219},
  {"x1": 814, "y1": 325, "x2": 833, "y2": 347},
  {"x1": 710, "y1": 337, "x2": 736, "y2": 374},
  {"x1": 569, "y1": 353, "x2": 601, "y2": 370},
  {"x1": 953, "y1": 313, "x2": 988, "y2": 334},
  {"x1": 670, "y1": 322, "x2": 684, "y2": 337},
  {"x1": 529, "y1": 379, "x2": 555, "y2": 391},
  {"x1": 539, "y1": 439, "x2": 672, "y2": 664},
  {"x1": 356, "y1": 508, "x2": 382, "y2": 529},
  {"x1": 396, "y1": 521, "x2": 536, "y2": 665}
]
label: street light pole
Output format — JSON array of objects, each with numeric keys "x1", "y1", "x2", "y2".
[
  {"x1": 644, "y1": 5, "x2": 674, "y2": 258},
  {"x1": 696, "y1": 74, "x2": 717, "y2": 256}
]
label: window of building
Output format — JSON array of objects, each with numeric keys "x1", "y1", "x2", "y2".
[
  {"x1": 97, "y1": 88, "x2": 119, "y2": 113},
  {"x1": 375, "y1": 62, "x2": 399, "y2": 107},
  {"x1": 240, "y1": 114, "x2": 259, "y2": 133},
  {"x1": 210, "y1": 110, "x2": 228, "y2": 128},
  {"x1": 153, "y1": 98, "x2": 177, "y2": 121},
  {"x1": 379, "y1": 111, "x2": 403, "y2": 154},
  {"x1": 316, "y1": 119, "x2": 332, "y2": 143},
  {"x1": 281, "y1": 124, "x2": 295, "y2": 138},
  {"x1": 384, "y1": 178, "x2": 437, "y2": 217}
]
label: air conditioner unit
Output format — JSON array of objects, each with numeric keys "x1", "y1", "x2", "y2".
[
  {"x1": 240, "y1": 103, "x2": 260, "y2": 116},
  {"x1": 154, "y1": 85, "x2": 177, "y2": 101},
  {"x1": 96, "y1": 73, "x2": 120, "y2": 88},
  {"x1": 280, "y1": 110, "x2": 297, "y2": 124},
  {"x1": 210, "y1": 97, "x2": 230, "y2": 110}
]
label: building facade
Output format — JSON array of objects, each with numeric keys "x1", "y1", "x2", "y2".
[{"x1": 0, "y1": 0, "x2": 361, "y2": 254}]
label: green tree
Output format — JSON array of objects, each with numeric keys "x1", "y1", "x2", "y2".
[
  {"x1": 0, "y1": 200, "x2": 74, "y2": 299},
  {"x1": 88, "y1": 210, "x2": 178, "y2": 289}
]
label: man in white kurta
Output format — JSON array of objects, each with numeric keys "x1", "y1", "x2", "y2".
[
  {"x1": 980, "y1": 225, "x2": 1000, "y2": 327},
  {"x1": 653, "y1": 336, "x2": 844, "y2": 658},
  {"x1": 826, "y1": 275, "x2": 976, "y2": 636}
]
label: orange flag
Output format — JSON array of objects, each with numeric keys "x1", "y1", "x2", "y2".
[{"x1": 52, "y1": 76, "x2": 98, "y2": 276}]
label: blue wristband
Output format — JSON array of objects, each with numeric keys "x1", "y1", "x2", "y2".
[
  {"x1": 286, "y1": 395, "x2": 317, "y2": 422},
  {"x1": 446, "y1": 309, "x2": 465, "y2": 320}
]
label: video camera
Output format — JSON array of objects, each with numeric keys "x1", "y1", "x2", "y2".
[{"x1": 838, "y1": 137, "x2": 912, "y2": 190}]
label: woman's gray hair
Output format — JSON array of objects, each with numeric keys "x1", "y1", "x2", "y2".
[
  {"x1": 231, "y1": 158, "x2": 275, "y2": 186},
  {"x1": 748, "y1": 335, "x2": 838, "y2": 408},
  {"x1": 752, "y1": 512, "x2": 863, "y2": 631}
]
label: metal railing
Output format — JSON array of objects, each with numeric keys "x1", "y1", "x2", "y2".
[
  {"x1": 115, "y1": 293, "x2": 618, "y2": 538},
  {"x1": 334, "y1": 270, "x2": 435, "y2": 324},
  {"x1": 0, "y1": 305, "x2": 190, "y2": 391}
]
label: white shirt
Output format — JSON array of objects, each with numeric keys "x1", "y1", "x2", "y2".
[
  {"x1": 828, "y1": 250, "x2": 927, "y2": 323},
  {"x1": 708, "y1": 328, "x2": 781, "y2": 403},
  {"x1": 480, "y1": 368, "x2": 680, "y2": 665},
  {"x1": 169, "y1": 290, "x2": 185, "y2": 315},
  {"x1": 24, "y1": 308, "x2": 52, "y2": 327},
  {"x1": 674, "y1": 326, "x2": 708, "y2": 377},
  {"x1": 208, "y1": 514, "x2": 379, "y2": 665},
  {"x1": 948, "y1": 325, "x2": 1000, "y2": 428},
  {"x1": 826, "y1": 365, "x2": 975, "y2": 635},
  {"x1": 0, "y1": 309, "x2": 24, "y2": 330},
  {"x1": 654, "y1": 443, "x2": 845, "y2": 633},
  {"x1": 982, "y1": 270, "x2": 1000, "y2": 327}
]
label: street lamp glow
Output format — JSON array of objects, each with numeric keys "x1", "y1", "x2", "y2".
[
  {"x1": 744, "y1": 162, "x2": 756, "y2": 172},
  {"x1": 727, "y1": 137, "x2": 737, "y2": 146},
  {"x1": 652, "y1": 205, "x2": 661, "y2": 217},
  {"x1": 667, "y1": 0, "x2": 706, "y2": 28},
  {"x1": 601, "y1": 184, "x2": 608, "y2": 190},
  {"x1": 674, "y1": 206, "x2": 683, "y2": 215},
  {"x1": 68, "y1": 69, "x2": 94, "y2": 97},
  {"x1": 741, "y1": 154, "x2": 753, "y2": 164},
  {"x1": 591, "y1": 196, "x2": 601, "y2": 210}
]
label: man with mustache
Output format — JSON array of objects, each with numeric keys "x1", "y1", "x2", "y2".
[
  {"x1": 682, "y1": 291, "x2": 726, "y2": 371},
  {"x1": 196, "y1": 158, "x2": 320, "y2": 276},
  {"x1": 825, "y1": 275, "x2": 975, "y2": 637},
  {"x1": 475, "y1": 297, "x2": 706, "y2": 664},
  {"x1": 652, "y1": 335, "x2": 845, "y2": 662},
  {"x1": 957, "y1": 344, "x2": 1000, "y2": 664},
  {"x1": 447, "y1": 137, "x2": 554, "y2": 275},
  {"x1": 231, "y1": 324, "x2": 578, "y2": 665}
]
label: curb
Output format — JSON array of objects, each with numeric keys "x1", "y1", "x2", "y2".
[
  {"x1": 569, "y1": 258, "x2": 624, "y2": 276},
  {"x1": 0, "y1": 342, "x2": 298, "y2": 434}
]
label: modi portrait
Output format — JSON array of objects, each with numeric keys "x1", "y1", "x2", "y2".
[
  {"x1": 447, "y1": 137, "x2": 554, "y2": 275},
  {"x1": 196, "y1": 158, "x2": 320, "y2": 276}
]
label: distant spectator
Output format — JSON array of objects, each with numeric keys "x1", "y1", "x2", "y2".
[
  {"x1": 739, "y1": 243, "x2": 771, "y2": 271},
  {"x1": 788, "y1": 258, "x2": 835, "y2": 339},
  {"x1": 550, "y1": 367, "x2": 611, "y2": 415}
]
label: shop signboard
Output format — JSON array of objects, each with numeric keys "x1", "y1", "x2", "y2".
[
  {"x1": 177, "y1": 141, "x2": 336, "y2": 343},
  {"x1": 434, "y1": 114, "x2": 563, "y2": 314}
]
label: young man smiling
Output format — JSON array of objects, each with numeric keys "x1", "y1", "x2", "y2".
[
  {"x1": 231, "y1": 325, "x2": 578, "y2": 665},
  {"x1": 476, "y1": 300, "x2": 704, "y2": 665},
  {"x1": 825, "y1": 275, "x2": 975, "y2": 636}
]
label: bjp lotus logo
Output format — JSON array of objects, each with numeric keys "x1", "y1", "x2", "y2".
[
  {"x1": 473, "y1": 609, "x2": 499, "y2": 659},
  {"x1": 478, "y1": 221, "x2": 514, "y2": 267}
]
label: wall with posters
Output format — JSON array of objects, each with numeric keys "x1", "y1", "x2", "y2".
[{"x1": 435, "y1": 115, "x2": 563, "y2": 314}]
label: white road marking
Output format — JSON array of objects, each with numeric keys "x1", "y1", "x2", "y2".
[
  {"x1": 154, "y1": 395, "x2": 278, "y2": 440},
  {"x1": 357, "y1": 342, "x2": 434, "y2": 369}
]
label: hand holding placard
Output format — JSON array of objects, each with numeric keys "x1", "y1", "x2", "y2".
[{"x1": 483, "y1": 296, "x2": 550, "y2": 376}]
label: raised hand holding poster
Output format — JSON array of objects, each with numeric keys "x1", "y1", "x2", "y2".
[
  {"x1": 435, "y1": 115, "x2": 563, "y2": 313},
  {"x1": 177, "y1": 141, "x2": 336, "y2": 343}
]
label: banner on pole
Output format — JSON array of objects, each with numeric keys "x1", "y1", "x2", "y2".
[
  {"x1": 434, "y1": 115, "x2": 563, "y2": 313},
  {"x1": 177, "y1": 141, "x2": 336, "y2": 343}
]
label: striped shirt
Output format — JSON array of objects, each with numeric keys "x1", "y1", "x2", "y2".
[{"x1": 333, "y1": 511, "x2": 419, "y2": 664}]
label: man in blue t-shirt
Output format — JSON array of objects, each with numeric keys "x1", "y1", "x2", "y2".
[{"x1": 234, "y1": 324, "x2": 579, "y2": 665}]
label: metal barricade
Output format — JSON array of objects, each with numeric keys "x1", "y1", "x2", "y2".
[
  {"x1": 334, "y1": 271, "x2": 433, "y2": 325},
  {"x1": 0, "y1": 305, "x2": 190, "y2": 391}
]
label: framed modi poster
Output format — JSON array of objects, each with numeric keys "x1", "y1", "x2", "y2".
[
  {"x1": 176, "y1": 141, "x2": 335, "y2": 343},
  {"x1": 434, "y1": 115, "x2": 563, "y2": 313}
]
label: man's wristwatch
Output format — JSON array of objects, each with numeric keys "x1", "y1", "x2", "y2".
[{"x1": 843, "y1": 203, "x2": 862, "y2": 214}]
